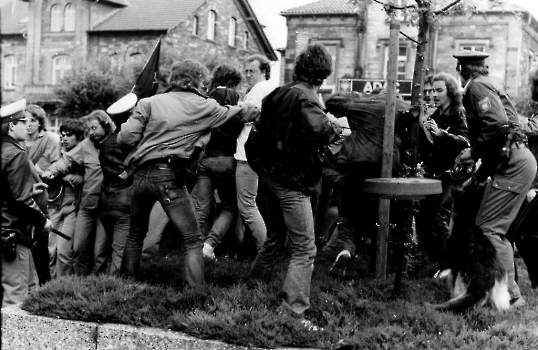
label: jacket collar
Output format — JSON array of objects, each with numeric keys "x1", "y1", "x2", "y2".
[{"x1": 1, "y1": 134, "x2": 26, "y2": 151}]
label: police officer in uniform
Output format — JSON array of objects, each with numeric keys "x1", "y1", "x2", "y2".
[
  {"x1": 1, "y1": 99, "x2": 52, "y2": 307},
  {"x1": 454, "y1": 50, "x2": 537, "y2": 308}
]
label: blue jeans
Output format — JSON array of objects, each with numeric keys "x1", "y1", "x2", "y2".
[
  {"x1": 121, "y1": 163, "x2": 203, "y2": 287},
  {"x1": 191, "y1": 156, "x2": 237, "y2": 248},
  {"x1": 247, "y1": 174, "x2": 316, "y2": 317},
  {"x1": 49, "y1": 204, "x2": 77, "y2": 277},
  {"x1": 236, "y1": 161, "x2": 266, "y2": 250}
]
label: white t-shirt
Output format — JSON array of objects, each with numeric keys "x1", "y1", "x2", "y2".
[{"x1": 234, "y1": 80, "x2": 276, "y2": 161}]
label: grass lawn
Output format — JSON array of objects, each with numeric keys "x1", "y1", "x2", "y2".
[{"x1": 22, "y1": 240, "x2": 538, "y2": 349}]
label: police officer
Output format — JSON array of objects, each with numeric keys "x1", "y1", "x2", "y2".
[
  {"x1": 454, "y1": 50, "x2": 537, "y2": 308},
  {"x1": 1, "y1": 99, "x2": 52, "y2": 307}
]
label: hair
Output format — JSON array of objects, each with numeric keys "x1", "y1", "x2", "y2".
[
  {"x1": 459, "y1": 62, "x2": 489, "y2": 81},
  {"x1": 245, "y1": 54, "x2": 271, "y2": 80},
  {"x1": 293, "y1": 44, "x2": 333, "y2": 86},
  {"x1": 1, "y1": 123, "x2": 9, "y2": 134},
  {"x1": 432, "y1": 72, "x2": 463, "y2": 106},
  {"x1": 85, "y1": 109, "x2": 116, "y2": 135},
  {"x1": 25, "y1": 104, "x2": 47, "y2": 131},
  {"x1": 59, "y1": 118, "x2": 86, "y2": 141},
  {"x1": 529, "y1": 63, "x2": 538, "y2": 102},
  {"x1": 168, "y1": 59, "x2": 210, "y2": 91},
  {"x1": 424, "y1": 74, "x2": 434, "y2": 87},
  {"x1": 208, "y1": 64, "x2": 242, "y2": 94}
]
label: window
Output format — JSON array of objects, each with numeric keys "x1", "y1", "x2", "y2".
[
  {"x1": 51, "y1": 4, "x2": 62, "y2": 32},
  {"x1": 52, "y1": 56, "x2": 72, "y2": 85},
  {"x1": 383, "y1": 42, "x2": 412, "y2": 80},
  {"x1": 207, "y1": 10, "x2": 216, "y2": 41},
  {"x1": 192, "y1": 16, "x2": 199, "y2": 35},
  {"x1": 4, "y1": 55, "x2": 17, "y2": 89},
  {"x1": 228, "y1": 17, "x2": 236, "y2": 46},
  {"x1": 455, "y1": 39, "x2": 489, "y2": 54},
  {"x1": 64, "y1": 4, "x2": 75, "y2": 32},
  {"x1": 243, "y1": 31, "x2": 249, "y2": 50}
]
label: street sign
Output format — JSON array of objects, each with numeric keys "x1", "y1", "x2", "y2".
[{"x1": 338, "y1": 79, "x2": 413, "y2": 98}]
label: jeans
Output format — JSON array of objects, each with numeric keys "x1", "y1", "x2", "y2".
[
  {"x1": 236, "y1": 161, "x2": 266, "y2": 250},
  {"x1": 247, "y1": 174, "x2": 316, "y2": 317},
  {"x1": 192, "y1": 156, "x2": 237, "y2": 249},
  {"x1": 98, "y1": 208, "x2": 129, "y2": 275},
  {"x1": 476, "y1": 147, "x2": 537, "y2": 300},
  {"x1": 121, "y1": 164, "x2": 203, "y2": 287},
  {"x1": 142, "y1": 202, "x2": 170, "y2": 255},
  {"x1": 72, "y1": 208, "x2": 108, "y2": 276},
  {"x1": 49, "y1": 204, "x2": 77, "y2": 277}
]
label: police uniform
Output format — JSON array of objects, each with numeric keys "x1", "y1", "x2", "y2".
[
  {"x1": 1, "y1": 99, "x2": 49, "y2": 307},
  {"x1": 455, "y1": 50, "x2": 537, "y2": 305}
]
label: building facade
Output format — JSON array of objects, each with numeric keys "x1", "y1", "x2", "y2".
[
  {"x1": 281, "y1": 0, "x2": 538, "y2": 102},
  {"x1": 1, "y1": 0, "x2": 276, "y2": 129}
]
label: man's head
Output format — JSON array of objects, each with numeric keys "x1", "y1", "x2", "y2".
[
  {"x1": 432, "y1": 72, "x2": 462, "y2": 110},
  {"x1": 1, "y1": 99, "x2": 29, "y2": 140},
  {"x1": 453, "y1": 50, "x2": 490, "y2": 83},
  {"x1": 208, "y1": 64, "x2": 243, "y2": 93},
  {"x1": 25, "y1": 104, "x2": 47, "y2": 136},
  {"x1": 423, "y1": 74, "x2": 434, "y2": 106},
  {"x1": 168, "y1": 59, "x2": 210, "y2": 91},
  {"x1": 293, "y1": 44, "x2": 333, "y2": 87},
  {"x1": 529, "y1": 63, "x2": 538, "y2": 102},
  {"x1": 59, "y1": 118, "x2": 86, "y2": 151},
  {"x1": 107, "y1": 93, "x2": 137, "y2": 128},
  {"x1": 85, "y1": 110, "x2": 115, "y2": 143},
  {"x1": 244, "y1": 54, "x2": 271, "y2": 89}
]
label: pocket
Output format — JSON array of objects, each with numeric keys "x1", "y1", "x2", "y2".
[
  {"x1": 157, "y1": 181, "x2": 183, "y2": 203},
  {"x1": 476, "y1": 178, "x2": 524, "y2": 224}
]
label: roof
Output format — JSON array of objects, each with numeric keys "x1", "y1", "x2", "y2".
[
  {"x1": 1, "y1": 1, "x2": 28, "y2": 35},
  {"x1": 281, "y1": 0, "x2": 358, "y2": 16},
  {"x1": 91, "y1": 0, "x2": 204, "y2": 31}
]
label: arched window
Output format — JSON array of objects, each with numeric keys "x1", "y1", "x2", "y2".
[
  {"x1": 4, "y1": 55, "x2": 17, "y2": 88},
  {"x1": 52, "y1": 56, "x2": 72, "y2": 85},
  {"x1": 64, "y1": 4, "x2": 75, "y2": 32},
  {"x1": 192, "y1": 16, "x2": 199, "y2": 36},
  {"x1": 228, "y1": 17, "x2": 236, "y2": 46},
  {"x1": 51, "y1": 4, "x2": 62, "y2": 32},
  {"x1": 207, "y1": 10, "x2": 216, "y2": 41}
]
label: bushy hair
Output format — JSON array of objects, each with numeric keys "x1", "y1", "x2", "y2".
[
  {"x1": 85, "y1": 110, "x2": 116, "y2": 135},
  {"x1": 59, "y1": 118, "x2": 86, "y2": 141},
  {"x1": 168, "y1": 59, "x2": 209, "y2": 91},
  {"x1": 293, "y1": 44, "x2": 333, "y2": 86},
  {"x1": 424, "y1": 74, "x2": 434, "y2": 87},
  {"x1": 459, "y1": 62, "x2": 489, "y2": 81},
  {"x1": 529, "y1": 63, "x2": 538, "y2": 102},
  {"x1": 25, "y1": 104, "x2": 47, "y2": 131},
  {"x1": 433, "y1": 72, "x2": 463, "y2": 106},
  {"x1": 208, "y1": 64, "x2": 242, "y2": 94},
  {"x1": 245, "y1": 54, "x2": 271, "y2": 80}
]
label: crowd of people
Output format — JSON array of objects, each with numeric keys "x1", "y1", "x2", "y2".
[{"x1": 2, "y1": 44, "x2": 538, "y2": 323}]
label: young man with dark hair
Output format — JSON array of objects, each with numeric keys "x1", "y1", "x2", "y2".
[{"x1": 245, "y1": 44, "x2": 347, "y2": 324}]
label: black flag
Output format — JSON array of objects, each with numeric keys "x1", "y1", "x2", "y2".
[{"x1": 131, "y1": 38, "x2": 161, "y2": 99}]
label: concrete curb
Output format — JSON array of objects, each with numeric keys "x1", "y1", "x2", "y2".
[{"x1": 1, "y1": 305, "x2": 320, "y2": 350}]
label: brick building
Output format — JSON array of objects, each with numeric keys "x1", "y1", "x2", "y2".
[
  {"x1": 1, "y1": 0, "x2": 276, "y2": 130},
  {"x1": 281, "y1": 0, "x2": 538, "y2": 101}
]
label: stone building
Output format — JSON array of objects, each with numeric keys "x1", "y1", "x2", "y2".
[
  {"x1": 1, "y1": 0, "x2": 276, "y2": 129},
  {"x1": 281, "y1": 0, "x2": 538, "y2": 101}
]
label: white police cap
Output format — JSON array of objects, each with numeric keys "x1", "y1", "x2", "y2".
[
  {"x1": 106, "y1": 93, "x2": 137, "y2": 115},
  {"x1": 1, "y1": 99, "x2": 27, "y2": 125}
]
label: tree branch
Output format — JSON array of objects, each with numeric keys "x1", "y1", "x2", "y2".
[
  {"x1": 434, "y1": 0, "x2": 463, "y2": 15},
  {"x1": 371, "y1": 0, "x2": 416, "y2": 10}
]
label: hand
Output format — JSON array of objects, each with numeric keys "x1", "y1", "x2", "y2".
[
  {"x1": 41, "y1": 170, "x2": 55, "y2": 180},
  {"x1": 68, "y1": 175, "x2": 83, "y2": 187},
  {"x1": 424, "y1": 119, "x2": 441, "y2": 136},
  {"x1": 42, "y1": 219, "x2": 53, "y2": 234},
  {"x1": 455, "y1": 148, "x2": 475, "y2": 167},
  {"x1": 31, "y1": 182, "x2": 48, "y2": 196},
  {"x1": 527, "y1": 188, "x2": 537, "y2": 203}
]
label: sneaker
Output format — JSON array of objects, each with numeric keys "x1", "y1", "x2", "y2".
[
  {"x1": 202, "y1": 242, "x2": 216, "y2": 260},
  {"x1": 329, "y1": 250, "x2": 351, "y2": 278},
  {"x1": 510, "y1": 297, "x2": 526, "y2": 309}
]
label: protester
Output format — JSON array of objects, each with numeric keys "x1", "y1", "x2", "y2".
[
  {"x1": 245, "y1": 44, "x2": 347, "y2": 325},
  {"x1": 48, "y1": 119, "x2": 85, "y2": 277},
  {"x1": 415, "y1": 72, "x2": 469, "y2": 270},
  {"x1": 453, "y1": 50, "x2": 537, "y2": 308},
  {"x1": 117, "y1": 59, "x2": 260, "y2": 287},
  {"x1": 234, "y1": 54, "x2": 275, "y2": 257},
  {"x1": 24, "y1": 104, "x2": 61, "y2": 285},
  {"x1": 41, "y1": 112, "x2": 106, "y2": 276},
  {"x1": 192, "y1": 64, "x2": 244, "y2": 260},
  {"x1": 1, "y1": 99, "x2": 52, "y2": 307}
]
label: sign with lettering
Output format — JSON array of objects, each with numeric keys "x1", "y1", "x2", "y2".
[{"x1": 338, "y1": 79, "x2": 413, "y2": 98}]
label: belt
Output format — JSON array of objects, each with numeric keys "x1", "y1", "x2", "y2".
[
  {"x1": 143, "y1": 158, "x2": 173, "y2": 169},
  {"x1": 237, "y1": 160, "x2": 248, "y2": 164}
]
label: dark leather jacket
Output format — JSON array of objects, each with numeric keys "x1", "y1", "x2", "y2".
[
  {"x1": 2, "y1": 135, "x2": 48, "y2": 246},
  {"x1": 256, "y1": 81, "x2": 342, "y2": 195}
]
